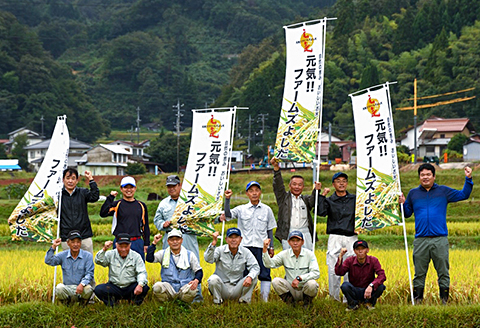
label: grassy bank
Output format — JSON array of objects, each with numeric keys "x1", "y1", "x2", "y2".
[{"x1": 1, "y1": 300, "x2": 479, "y2": 328}]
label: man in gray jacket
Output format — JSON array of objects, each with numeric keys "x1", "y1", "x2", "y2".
[
  {"x1": 204, "y1": 228, "x2": 259, "y2": 304},
  {"x1": 271, "y1": 158, "x2": 323, "y2": 250}
]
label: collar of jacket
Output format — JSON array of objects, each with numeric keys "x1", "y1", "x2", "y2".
[
  {"x1": 419, "y1": 183, "x2": 439, "y2": 192},
  {"x1": 330, "y1": 190, "x2": 352, "y2": 201}
]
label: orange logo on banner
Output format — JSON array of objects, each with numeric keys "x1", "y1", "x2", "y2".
[
  {"x1": 366, "y1": 95, "x2": 381, "y2": 117},
  {"x1": 206, "y1": 115, "x2": 221, "y2": 138},
  {"x1": 300, "y1": 29, "x2": 314, "y2": 52}
]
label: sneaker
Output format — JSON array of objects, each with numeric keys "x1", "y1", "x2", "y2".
[
  {"x1": 366, "y1": 304, "x2": 375, "y2": 310},
  {"x1": 346, "y1": 304, "x2": 360, "y2": 312}
]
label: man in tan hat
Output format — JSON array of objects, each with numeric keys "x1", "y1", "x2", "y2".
[{"x1": 146, "y1": 229, "x2": 203, "y2": 303}]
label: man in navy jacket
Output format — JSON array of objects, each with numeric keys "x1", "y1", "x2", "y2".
[{"x1": 400, "y1": 163, "x2": 473, "y2": 304}]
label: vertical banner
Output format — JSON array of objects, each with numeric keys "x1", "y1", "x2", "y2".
[
  {"x1": 274, "y1": 19, "x2": 326, "y2": 163},
  {"x1": 350, "y1": 83, "x2": 401, "y2": 233},
  {"x1": 170, "y1": 108, "x2": 235, "y2": 236},
  {"x1": 8, "y1": 116, "x2": 70, "y2": 242}
]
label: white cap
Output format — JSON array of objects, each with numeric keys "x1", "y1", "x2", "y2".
[
  {"x1": 168, "y1": 229, "x2": 183, "y2": 239},
  {"x1": 120, "y1": 176, "x2": 136, "y2": 187}
]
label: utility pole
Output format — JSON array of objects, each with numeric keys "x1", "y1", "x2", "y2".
[
  {"x1": 136, "y1": 107, "x2": 141, "y2": 144},
  {"x1": 397, "y1": 79, "x2": 475, "y2": 164},
  {"x1": 40, "y1": 115, "x2": 44, "y2": 137},
  {"x1": 247, "y1": 114, "x2": 255, "y2": 154},
  {"x1": 328, "y1": 122, "x2": 332, "y2": 160},
  {"x1": 173, "y1": 99, "x2": 184, "y2": 172},
  {"x1": 257, "y1": 113, "x2": 269, "y2": 147}
]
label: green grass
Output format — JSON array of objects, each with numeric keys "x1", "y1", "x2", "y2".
[{"x1": 1, "y1": 300, "x2": 479, "y2": 328}]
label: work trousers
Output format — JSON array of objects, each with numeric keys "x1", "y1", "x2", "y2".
[
  {"x1": 272, "y1": 277, "x2": 318, "y2": 301},
  {"x1": 207, "y1": 274, "x2": 258, "y2": 304},
  {"x1": 326, "y1": 234, "x2": 357, "y2": 301},
  {"x1": 94, "y1": 282, "x2": 149, "y2": 306},
  {"x1": 341, "y1": 282, "x2": 386, "y2": 306},
  {"x1": 413, "y1": 236, "x2": 450, "y2": 289}
]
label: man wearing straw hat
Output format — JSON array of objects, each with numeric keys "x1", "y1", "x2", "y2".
[
  {"x1": 270, "y1": 158, "x2": 323, "y2": 251},
  {"x1": 153, "y1": 174, "x2": 203, "y2": 302},
  {"x1": 146, "y1": 229, "x2": 203, "y2": 303}
]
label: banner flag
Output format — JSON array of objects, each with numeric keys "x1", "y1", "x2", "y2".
[
  {"x1": 350, "y1": 83, "x2": 401, "y2": 233},
  {"x1": 170, "y1": 108, "x2": 235, "y2": 236},
  {"x1": 274, "y1": 19, "x2": 327, "y2": 163},
  {"x1": 8, "y1": 116, "x2": 70, "y2": 242}
]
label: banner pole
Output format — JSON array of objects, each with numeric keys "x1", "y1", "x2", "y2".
[
  {"x1": 400, "y1": 203, "x2": 414, "y2": 305},
  {"x1": 311, "y1": 19, "x2": 327, "y2": 252},
  {"x1": 221, "y1": 106, "x2": 238, "y2": 246},
  {"x1": 52, "y1": 192, "x2": 63, "y2": 304}
]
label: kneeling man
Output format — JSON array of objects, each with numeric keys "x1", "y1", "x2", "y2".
[
  {"x1": 146, "y1": 229, "x2": 203, "y2": 303},
  {"x1": 262, "y1": 231, "x2": 320, "y2": 306},
  {"x1": 335, "y1": 240, "x2": 386, "y2": 311},
  {"x1": 94, "y1": 233, "x2": 149, "y2": 306},
  {"x1": 45, "y1": 230, "x2": 94, "y2": 304},
  {"x1": 204, "y1": 228, "x2": 259, "y2": 304}
]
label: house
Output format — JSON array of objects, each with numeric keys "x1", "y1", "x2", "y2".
[
  {"x1": 107, "y1": 140, "x2": 162, "y2": 173},
  {"x1": 76, "y1": 144, "x2": 132, "y2": 176},
  {"x1": 24, "y1": 138, "x2": 92, "y2": 172},
  {"x1": 317, "y1": 132, "x2": 356, "y2": 163},
  {"x1": 463, "y1": 134, "x2": 480, "y2": 161},
  {"x1": 5, "y1": 127, "x2": 45, "y2": 154},
  {"x1": 0, "y1": 159, "x2": 21, "y2": 171},
  {"x1": 399, "y1": 117, "x2": 475, "y2": 158}
]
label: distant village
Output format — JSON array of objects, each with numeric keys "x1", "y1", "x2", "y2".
[{"x1": 0, "y1": 116, "x2": 478, "y2": 174}]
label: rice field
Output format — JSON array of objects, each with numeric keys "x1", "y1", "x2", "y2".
[{"x1": 2, "y1": 245, "x2": 479, "y2": 306}]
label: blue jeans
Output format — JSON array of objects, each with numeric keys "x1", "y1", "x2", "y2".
[
  {"x1": 94, "y1": 282, "x2": 150, "y2": 306},
  {"x1": 341, "y1": 282, "x2": 385, "y2": 306}
]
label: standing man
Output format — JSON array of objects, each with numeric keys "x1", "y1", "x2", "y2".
[
  {"x1": 146, "y1": 230, "x2": 203, "y2": 303},
  {"x1": 262, "y1": 231, "x2": 320, "y2": 307},
  {"x1": 100, "y1": 176, "x2": 150, "y2": 261},
  {"x1": 45, "y1": 230, "x2": 95, "y2": 304},
  {"x1": 60, "y1": 168, "x2": 99, "y2": 254},
  {"x1": 271, "y1": 158, "x2": 323, "y2": 250},
  {"x1": 153, "y1": 175, "x2": 203, "y2": 302},
  {"x1": 399, "y1": 164, "x2": 473, "y2": 304},
  {"x1": 335, "y1": 240, "x2": 386, "y2": 311},
  {"x1": 223, "y1": 181, "x2": 277, "y2": 301},
  {"x1": 317, "y1": 172, "x2": 357, "y2": 302},
  {"x1": 94, "y1": 233, "x2": 149, "y2": 306},
  {"x1": 204, "y1": 228, "x2": 260, "y2": 304}
]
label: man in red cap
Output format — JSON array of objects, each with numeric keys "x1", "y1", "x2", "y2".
[{"x1": 335, "y1": 240, "x2": 386, "y2": 311}]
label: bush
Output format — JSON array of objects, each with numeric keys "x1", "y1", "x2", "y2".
[
  {"x1": 125, "y1": 162, "x2": 147, "y2": 175},
  {"x1": 4, "y1": 183, "x2": 28, "y2": 199}
]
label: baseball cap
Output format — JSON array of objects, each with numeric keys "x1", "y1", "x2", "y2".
[
  {"x1": 353, "y1": 240, "x2": 369, "y2": 249},
  {"x1": 120, "y1": 176, "x2": 136, "y2": 187},
  {"x1": 168, "y1": 229, "x2": 183, "y2": 239},
  {"x1": 288, "y1": 230, "x2": 304, "y2": 240},
  {"x1": 117, "y1": 233, "x2": 131, "y2": 244},
  {"x1": 246, "y1": 181, "x2": 261, "y2": 191},
  {"x1": 226, "y1": 227, "x2": 242, "y2": 237},
  {"x1": 67, "y1": 230, "x2": 82, "y2": 240},
  {"x1": 332, "y1": 172, "x2": 348, "y2": 182},
  {"x1": 166, "y1": 175, "x2": 181, "y2": 186}
]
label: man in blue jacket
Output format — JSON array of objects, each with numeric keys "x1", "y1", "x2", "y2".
[{"x1": 400, "y1": 163, "x2": 473, "y2": 304}]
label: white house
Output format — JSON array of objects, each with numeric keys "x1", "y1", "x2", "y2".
[
  {"x1": 5, "y1": 127, "x2": 45, "y2": 153},
  {"x1": 76, "y1": 144, "x2": 132, "y2": 176}
]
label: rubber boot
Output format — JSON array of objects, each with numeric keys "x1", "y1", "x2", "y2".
[
  {"x1": 439, "y1": 287, "x2": 449, "y2": 305},
  {"x1": 260, "y1": 281, "x2": 271, "y2": 302},
  {"x1": 413, "y1": 287, "x2": 424, "y2": 305},
  {"x1": 303, "y1": 294, "x2": 314, "y2": 307},
  {"x1": 279, "y1": 292, "x2": 294, "y2": 304}
]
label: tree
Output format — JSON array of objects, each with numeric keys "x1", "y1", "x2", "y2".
[
  {"x1": 146, "y1": 132, "x2": 190, "y2": 173},
  {"x1": 11, "y1": 134, "x2": 29, "y2": 171},
  {"x1": 328, "y1": 143, "x2": 342, "y2": 161},
  {"x1": 447, "y1": 134, "x2": 468, "y2": 153},
  {"x1": 125, "y1": 162, "x2": 147, "y2": 175}
]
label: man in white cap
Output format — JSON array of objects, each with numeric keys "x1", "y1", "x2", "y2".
[
  {"x1": 204, "y1": 228, "x2": 259, "y2": 304},
  {"x1": 45, "y1": 230, "x2": 94, "y2": 304},
  {"x1": 100, "y1": 176, "x2": 150, "y2": 261},
  {"x1": 153, "y1": 174, "x2": 203, "y2": 301},
  {"x1": 262, "y1": 231, "x2": 320, "y2": 307},
  {"x1": 146, "y1": 229, "x2": 203, "y2": 303}
]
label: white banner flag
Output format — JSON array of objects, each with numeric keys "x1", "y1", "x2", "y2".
[
  {"x1": 350, "y1": 83, "x2": 401, "y2": 232},
  {"x1": 8, "y1": 116, "x2": 70, "y2": 242},
  {"x1": 170, "y1": 108, "x2": 235, "y2": 236},
  {"x1": 274, "y1": 19, "x2": 327, "y2": 162}
]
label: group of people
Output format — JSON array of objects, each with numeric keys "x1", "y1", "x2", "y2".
[{"x1": 45, "y1": 161, "x2": 473, "y2": 310}]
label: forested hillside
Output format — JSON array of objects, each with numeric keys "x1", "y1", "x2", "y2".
[
  {"x1": 0, "y1": 0, "x2": 479, "y2": 151},
  {"x1": 0, "y1": 0, "x2": 334, "y2": 139}
]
